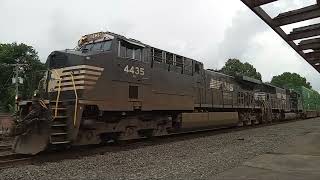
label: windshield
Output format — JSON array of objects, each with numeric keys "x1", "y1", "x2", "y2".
[{"x1": 80, "y1": 40, "x2": 112, "y2": 51}]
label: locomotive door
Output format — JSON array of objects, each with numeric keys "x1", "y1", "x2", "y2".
[
  {"x1": 209, "y1": 76, "x2": 223, "y2": 107},
  {"x1": 222, "y1": 81, "x2": 233, "y2": 107},
  {"x1": 195, "y1": 69, "x2": 206, "y2": 107},
  {"x1": 196, "y1": 81, "x2": 204, "y2": 107}
]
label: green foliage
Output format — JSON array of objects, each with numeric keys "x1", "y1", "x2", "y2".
[
  {"x1": 0, "y1": 43, "x2": 45, "y2": 112},
  {"x1": 271, "y1": 72, "x2": 312, "y2": 89},
  {"x1": 220, "y1": 58, "x2": 262, "y2": 80}
]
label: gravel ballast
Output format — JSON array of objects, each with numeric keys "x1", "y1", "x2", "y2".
[{"x1": 1, "y1": 118, "x2": 320, "y2": 180}]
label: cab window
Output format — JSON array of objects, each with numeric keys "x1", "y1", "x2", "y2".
[
  {"x1": 101, "y1": 41, "x2": 112, "y2": 51},
  {"x1": 83, "y1": 44, "x2": 93, "y2": 50},
  {"x1": 82, "y1": 40, "x2": 112, "y2": 51},
  {"x1": 126, "y1": 48, "x2": 133, "y2": 59},
  {"x1": 119, "y1": 41, "x2": 143, "y2": 61},
  {"x1": 91, "y1": 42, "x2": 103, "y2": 51},
  {"x1": 134, "y1": 49, "x2": 142, "y2": 61}
]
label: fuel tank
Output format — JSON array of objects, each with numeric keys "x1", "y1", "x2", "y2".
[{"x1": 181, "y1": 112, "x2": 239, "y2": 130}]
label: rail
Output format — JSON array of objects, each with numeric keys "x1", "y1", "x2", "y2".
[{"x1": 0, "y1": 154, "x2": 33, "y2": 169}]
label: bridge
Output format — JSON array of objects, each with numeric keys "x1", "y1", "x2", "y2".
[{"x1": 241, "y1": 0, "x2": 320, "y2": 73}]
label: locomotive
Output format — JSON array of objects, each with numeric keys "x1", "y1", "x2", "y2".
[{"x1": 11, "y1": 32, "x2": 318, "y2": 154}]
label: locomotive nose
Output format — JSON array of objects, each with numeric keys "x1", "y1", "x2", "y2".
[
  {"x1": 47, "y1": 51, "x2": 68, "y2": 69},
  {"x1": 47, "y1": 51, "x2": 85, "y2": 69}
]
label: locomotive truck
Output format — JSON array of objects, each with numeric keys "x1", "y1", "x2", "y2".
[{"x1": 11, "y1": 32, "x2": 319, "y2": 154}]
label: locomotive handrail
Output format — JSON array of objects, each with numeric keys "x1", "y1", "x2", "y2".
[
  {"x1": 68, "y1": 72, "x2": 78, "y2": 127},
  {"x1": 52, "y1": 70, "x2": 78, "y2": 127},
  {"x1": 53, "y1": 70, "x2": 62, "y2": 118}
]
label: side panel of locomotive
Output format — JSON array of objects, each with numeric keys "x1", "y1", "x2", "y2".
[
  {"x1": 147, "y1": 51, "x2": 195, "y2": 111},
  {"x1": 84, "y1": 39, "x2": 197, "y2": 112},
  {"x1": 74, "y1": 36, "x2": 244, "y2": 137},
  {"x1": 202, "y1": 70, "x2": 239, "y2": 109}
]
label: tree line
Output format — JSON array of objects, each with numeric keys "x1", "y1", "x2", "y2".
[
  {"x1": 0, "y1": 43, "x2": 314, "y2": 112},
  {"x1": 0, "y1": 43, "x2": 45, "y2": 112},
  {"x1": 220, "y1": 58, "x2": 312, "y2": 89}
]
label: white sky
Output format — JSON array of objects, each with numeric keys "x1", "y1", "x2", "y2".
[{"x1": 0, "y1": 0, "x2": 319, "y2": 90}]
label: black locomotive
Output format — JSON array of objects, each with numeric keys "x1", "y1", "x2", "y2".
[{"x1": 12, "y1": 32, "x2": 312, "y2": 154}]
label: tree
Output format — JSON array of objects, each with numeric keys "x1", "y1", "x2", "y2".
[
  {"x1": 271, "y1": 72, "x2": 312, "y2": 89},
  {"x1": 0, "y1": 43, "x2": 45, "y2": 112},
  {"x1": 220, "y1": 58, "x2": 262, "y2": 80}
]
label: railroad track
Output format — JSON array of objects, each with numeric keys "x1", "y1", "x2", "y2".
[
  {"x1": 0, "y1": 118, "x2": 314, "y2": 170},
  {"x1": 37, "y1": 118, "x2": 313, "y2": 160},
  {"x1": 0, "y1": 145, "x2": 12, "y2": 152},
  {"x1": 0, "y1": 154, "x2": 34, "y2": 169}
]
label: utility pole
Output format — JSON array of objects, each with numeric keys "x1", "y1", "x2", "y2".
[
  {"x1": 14, "y1": 63, "x2": 20, "y2": 110},
  {"x1": 0, "y1": 59, "x2": 28, "y2": 111},
  {"x1": 13, "y1": 60, "x2": 28, "y2": 111}
]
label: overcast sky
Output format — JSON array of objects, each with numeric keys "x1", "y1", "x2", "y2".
[{"x1": 1, "y1": 0, "x2": 319, "y2": 90}]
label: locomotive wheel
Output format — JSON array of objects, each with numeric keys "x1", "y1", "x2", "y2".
[
  {"x1": 100, "y1": 132, "x2": 120, "y2": 144},
  {"x1": 138, "y1": 129, "x2": 154, "y2": 138},
  {"x1": 252, "y1": 119, "x2": 259, "y2": 125},
  {"x1": 244, "y1": 120, "x2": 252, "y2": 126},
  {"x1": 48, "y1": 143, "x2": 71, "y2": 152},
  {"x1": 237, "y1": 121, "x2": 244, "y2": 127}
]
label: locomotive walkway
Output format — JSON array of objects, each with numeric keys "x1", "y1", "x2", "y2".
[{"x1": 216, "y1": 129, "x2": 320, "y2": 179}]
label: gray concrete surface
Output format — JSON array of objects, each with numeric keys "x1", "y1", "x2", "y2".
[{"x1": 215, "y1": 132, "x2": 320, "y2": 180}]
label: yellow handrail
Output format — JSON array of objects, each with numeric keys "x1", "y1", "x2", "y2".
[
  {"x1": 53, "y1": 70, "x2": 62, "y2": 118},
  {"x1": 68, "y1": 72, "x2": 78, "y2": 127},
  {"x1": 52, "y1": 70, "x2": 78, "y2": 127}
]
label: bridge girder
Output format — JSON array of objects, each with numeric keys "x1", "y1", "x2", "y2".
[{"x1": 240, "y1": 0, "x2": 320, "y2": 72}]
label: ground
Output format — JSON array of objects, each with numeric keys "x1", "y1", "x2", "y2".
[{"x1": 1, "y1": 118, "x2": 320, "y2": 180}]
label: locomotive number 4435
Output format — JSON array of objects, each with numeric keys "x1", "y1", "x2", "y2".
[{"x1": 124, "y1": 65, "x2": 145, "y2": 76}]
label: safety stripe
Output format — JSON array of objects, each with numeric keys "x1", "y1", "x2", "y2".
[
  {"x1": 55, "y1": 80, "x2": 97, "y2": 87},
  {"x1": 54, "y1": 86, "x2": 94, "y2": 91},
  {"x1": 60, "y1": 70, "x2": 102, "y2": 77},
  {"x1": 60, "y1": 65, "x2": 104, "y2": 72},
  {"x1": 49, "y1": 65, "x2": 104, "y2": 92},
  {"x1": 61, "y1": 75, "x2": 100, "y2": 81}
]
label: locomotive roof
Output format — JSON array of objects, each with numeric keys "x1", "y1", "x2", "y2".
[
  {"x1": 264, "y1": 83, "x2": 284, "y2": 89},
  {"x1": 111, "y1": 32, "x2": 203, "y2": 64},
  {"x1": 106, "y1": 32, "x2": 148, "y2": 48},
  {"x1": 79, "y1": 31, "x2": 203, "y2": 65},
  {"x1": 238, "y1": 75, "x2": 262, "y2": 85},
  {"x1": 205, "y1": 69, "x2": 234, "y2": 79}
]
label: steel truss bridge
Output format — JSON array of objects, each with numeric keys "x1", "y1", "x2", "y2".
[{"x1": 241, "y1": 0, "x2": 320, "y2": 72}]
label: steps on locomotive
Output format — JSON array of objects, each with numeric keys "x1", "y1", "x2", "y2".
[{"x1": 50, "y1": 101, "x2": 71, "y2": 145}]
